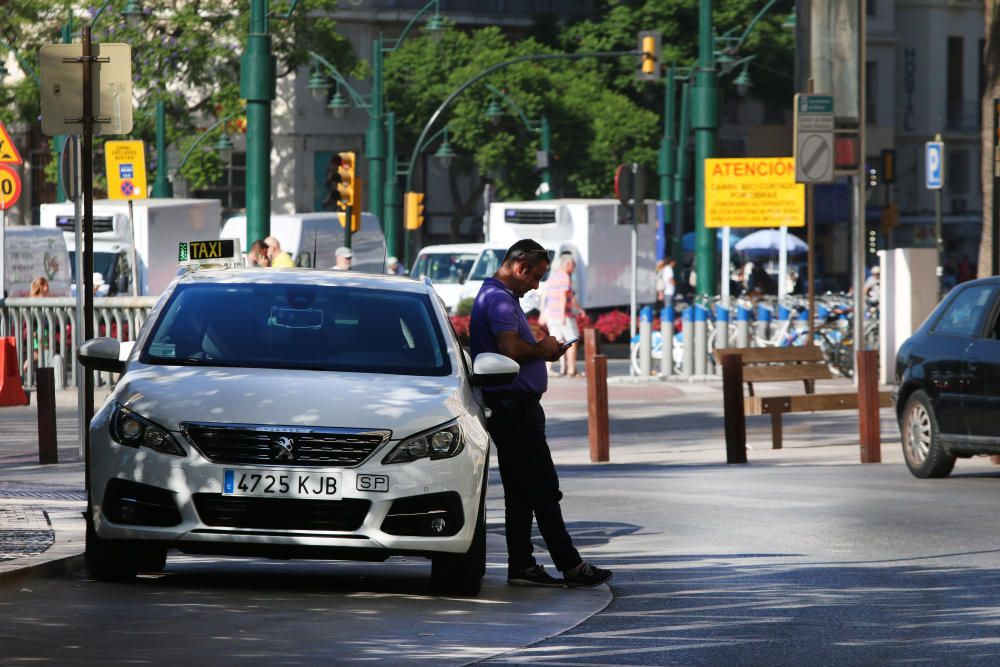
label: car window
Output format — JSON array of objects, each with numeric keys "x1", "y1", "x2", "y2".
[
  {"x1": 411, "y1": 252, "x2": 477, "y2": 284},
  {"x1": 141, "y1": 283, "x2": 451, "y2": 376},
  {"x1": 932, "y1": 284, "x2": 996, "y2": 337}
]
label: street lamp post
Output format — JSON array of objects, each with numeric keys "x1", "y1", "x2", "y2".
[
  {"x1": 484, "y1": 83, "x2": 553, "y2": 200},
  {"x1": 692, "y1": 0, "x2": 719, "y2": 298},
  {"x1": 151, "y1": 100, "x2": 171, "y2": 197}
]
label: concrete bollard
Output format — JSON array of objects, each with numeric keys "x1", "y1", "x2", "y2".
[
  {"x1": 660, "y1": 305, "x2": 674, "y2": 378},
  {"x1": 682, "y1": 306, "x2": 694, "y2": 377},
  {"x1": 694, "y1": 304, "x2": 708, "y2": 376},
  {"x1": 639, "y1": 306, "x2": 653, "y2": 377},
  {"x1": 736, "y1": 305, "x2": 751, "y2": 348},
  {"x1": 777, "y1": 304, "x2": 791, "y2": 345},
  {"x1": 755, "y1": 304, "x2": 772, "y2": 346},
  {"x1": 715, "y1": 304, "x2": 730, "y2": 352}
]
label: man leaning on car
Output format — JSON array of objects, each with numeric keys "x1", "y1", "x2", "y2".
[{"x1": 470, "y1": 238, "x2": 613, "y2": 589}]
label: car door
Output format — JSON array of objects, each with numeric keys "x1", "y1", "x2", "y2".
[
  {"x1": 961, "y1": 285, "x2": 1000, "y2": 438},
  {"x1": 923, "y1": 284, "x2": 993, "y2": 436}
]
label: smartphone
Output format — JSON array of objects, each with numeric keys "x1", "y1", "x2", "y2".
[{"x1": 561, "y1": 336, "x2": 579, "y2": 349}]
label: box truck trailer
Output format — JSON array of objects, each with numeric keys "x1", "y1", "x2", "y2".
[{"x1": 39, "y1": 198, "x2": 223, "y2": 296}]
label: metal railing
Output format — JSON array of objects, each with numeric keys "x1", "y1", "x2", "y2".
[{"x1": 0, "y1": 296, "x2": 158, "y2": 390}]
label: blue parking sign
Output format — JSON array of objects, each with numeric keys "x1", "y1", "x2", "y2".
[{"x1": 925, "y1": 141, "x2": 943, "y2": 190}]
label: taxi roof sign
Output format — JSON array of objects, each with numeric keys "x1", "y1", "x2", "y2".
[{"x1": 179, "y1": 239, "x2": 242, "y2": 268}]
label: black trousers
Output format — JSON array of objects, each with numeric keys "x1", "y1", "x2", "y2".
[{"x1": 484, "y1": 393, "x2": 582, "y2": 574}]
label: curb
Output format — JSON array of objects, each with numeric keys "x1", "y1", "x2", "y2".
[{"x1": 0, "y1": 552, "x2": 84, "y2": 586}]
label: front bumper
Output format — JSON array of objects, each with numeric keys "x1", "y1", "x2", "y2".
[{"x1": 89, "y1": 416, "x2": 486, "y2": 559}]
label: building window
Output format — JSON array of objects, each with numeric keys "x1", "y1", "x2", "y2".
[
  {"x1": 193, "y1": 152, "x2": 246, "y2": 213},
  {"x1": 865, "y1": 61, "x2": 877, "y2": 125},
  {"x1": 947, "y1": 148, "x2": 969, "y2": 195},
  {"x1": 867, "y1": 0, "x2": 877, "y2": 17},
  {"x1": 947, "y1": 36, "x2": 964, "y2": 129}
]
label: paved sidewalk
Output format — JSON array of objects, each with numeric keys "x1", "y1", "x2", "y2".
[{"x1": 0, "y1": 375, "x2": 914, "y2": 583}]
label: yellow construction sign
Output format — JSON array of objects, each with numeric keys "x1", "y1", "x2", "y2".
[
  {"x1": 705, "y1": 157, "x2": 804, "y2": 228},
  {"x1": 105, "y1": 140, "x2": 147, "y2": 200}
]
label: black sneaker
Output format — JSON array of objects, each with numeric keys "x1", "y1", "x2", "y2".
[
  {"x1": 508, "y1": 564, "x2": 565, "y2": 588},
  {"x1": 563, "y1": 561, "x2": 613, "y2": 588}
]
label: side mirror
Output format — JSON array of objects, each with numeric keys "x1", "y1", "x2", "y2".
[
  {"x1": 470, "y1": 352, "x2": 519, "y2": 387},
  {"x1": 78, "y1": 337, "x2": 126, "y2": 374}
]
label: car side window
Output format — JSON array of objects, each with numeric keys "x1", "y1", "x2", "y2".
[{"x1": 932, "y1": 285, "x2": 995, "y2": 337}]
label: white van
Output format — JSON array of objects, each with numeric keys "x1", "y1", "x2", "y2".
[
  {"x1": 222, "y1": 212, "x2": 386, "y2": 274},
  {"x1": 455, "y1": 244, "x2": 556, "y2": 315},
  {"x1": 1, "y1": 226, "x2": 72, "y2": 297},
  {"x1": 409, "y1": 243, "x2": 499, "y2": 312}
]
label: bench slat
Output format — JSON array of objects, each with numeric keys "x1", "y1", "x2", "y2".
[
  {"x1": 745, "y1": 391, "x2": 893, "y2": 416},
  {"x1": 714, "y1": 346, "x2": 825, "y2": 365},
  {"x1": 742, "y1": 363, "x2": 833, "y2": 383}
]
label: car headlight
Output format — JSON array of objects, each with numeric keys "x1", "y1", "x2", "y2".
[
  {"x1": 382, "y1": 422, "x2": 464, "y2": 464},
  {"x1": 109, "y1": 403, "x2": 186, "y2": 457}
]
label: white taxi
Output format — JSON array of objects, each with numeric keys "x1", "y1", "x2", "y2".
[{"x1": 77, "y1": 240, "x2": 518, "y2": 595}]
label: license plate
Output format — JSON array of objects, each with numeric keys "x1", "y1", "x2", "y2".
[{"x1": 223, "y1": 469, "x2": 342, "y2": 500}]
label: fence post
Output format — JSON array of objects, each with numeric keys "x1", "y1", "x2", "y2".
[
  {"x1": 37, "y1": 367, "x2": 58, "y2": 464},
  {"x1": 587, "y1": 354, "x2": 609, "y2": 462},
  {"x1": 857, "y1": 350, "x2": 881, "y2": 463},
  {"x1": 721, "y1": 353, "x2": 747, "y2": 464}
]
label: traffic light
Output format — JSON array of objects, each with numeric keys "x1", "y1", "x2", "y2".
[
  {"x1": 337, "y1": 151, "x2": 356, "y2": 209},
  {"x1": 881, "y1": 148, "x2": 896, "y2": 184},
  {"x1": 404, "y1": 191, "x2": 425, "y2": 230},
  {"x1": 638, "y1": 31, "x2": 661, "y2": 81}
]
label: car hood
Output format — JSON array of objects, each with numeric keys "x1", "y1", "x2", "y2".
[{"x1": 110, "y1": 364, "x2": 467, "y2": 440}]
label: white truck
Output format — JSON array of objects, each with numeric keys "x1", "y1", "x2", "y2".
[
  {"x1": 483, "y1": 198, "x2": 658, "y2": 311},
  {"x1": 39, "y1": 198, "x2": 223, "y2": 296},
  {"x1": 221, "y1": 212, "x2": 387, "y2": 274}
]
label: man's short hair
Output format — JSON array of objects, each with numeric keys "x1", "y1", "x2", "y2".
[
  {"x1": 335, "y1": 246, "x2": 353, "y2": 259},
  {"x1": 250, "y1": 239, "x2": 268, "y2": 255},
  {"x1": 502, "y1": 239, "x2": 551, "y2": 269},
  {"x1": 264, "y1": 235, "x2": 282, "y2": 251}
]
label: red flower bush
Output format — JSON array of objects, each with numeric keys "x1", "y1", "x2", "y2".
[
  {"x1": 593, "y1": 310, "x2": 631, "y2": 343},
  {"x1": 450, "y1": 315, "x2": 470, "y2": 342}
]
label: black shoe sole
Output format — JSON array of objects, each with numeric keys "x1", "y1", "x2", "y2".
[
  {"x1": 564, "y1": 572, "x2": 613, "y2": 588},
  {"x1": 507, "y1": 578, "x2": 565, "y2": 588}
]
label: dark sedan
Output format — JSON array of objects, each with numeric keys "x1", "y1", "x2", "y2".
[{"x1": 895, "y1": 277, "x2": 1000, "y2": 477}]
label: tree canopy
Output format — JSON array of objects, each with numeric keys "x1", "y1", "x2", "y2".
[{"x1": 0, "y1": 0, "x2": 355, "y2": 189}]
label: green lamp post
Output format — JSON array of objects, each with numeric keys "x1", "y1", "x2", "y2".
[{"x1": 484, "y1": 83, "x2": 553, "y2": 200}]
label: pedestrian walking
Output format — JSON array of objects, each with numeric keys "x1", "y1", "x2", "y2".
[
  {"x1": 470, "y1": 238, "x2": 613, "y2": 589},
  {"x1": 541, "y1": 252, "x2": 581, "y2": 377}
]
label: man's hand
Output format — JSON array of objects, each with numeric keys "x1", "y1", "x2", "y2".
[{"x1": 538, "y1": 335, "x2": 565, "y2": 362}]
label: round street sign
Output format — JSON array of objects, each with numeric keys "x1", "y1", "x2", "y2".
[{"x1": 0, "y1": 163, "x2": 22, "y2": 210}]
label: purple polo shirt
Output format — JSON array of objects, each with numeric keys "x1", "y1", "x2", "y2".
[{"x1": 470, "y1": 277, "x2": 547, "y2": 395}]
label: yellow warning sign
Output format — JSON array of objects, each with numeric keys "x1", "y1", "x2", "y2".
[
  {"x1": 705, "y1": 157, "x2": 804, "y2": 228},
  {"x1": 0, "y1": 120, "x2": 23, "y2": 165},
  {"x1": 105, "y1": 140, "x2": 147, "y2": 200}
]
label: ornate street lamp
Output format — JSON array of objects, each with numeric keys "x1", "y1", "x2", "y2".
[{"x1": 433, "y1": 128, "x2": 455, "y2": 169}]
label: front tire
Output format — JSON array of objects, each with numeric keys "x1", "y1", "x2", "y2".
[
  {"x1": 900, "y1": 391, "x2": 956, "y2": 478},
  {"x1": 85, "y1": 514, "x2": 167, "y2": 582}
]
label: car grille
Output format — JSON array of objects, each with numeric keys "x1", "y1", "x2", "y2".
[
  {"x1": 192, "y1": 494, "x2": 371, "y2": 531},
  {"x1": 181, "y1": 423, "x2": 391, "y2": 467}
]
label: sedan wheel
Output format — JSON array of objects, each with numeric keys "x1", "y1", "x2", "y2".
[{"x1": 901, "y1": 391, "x2": 955, "y2": 479}]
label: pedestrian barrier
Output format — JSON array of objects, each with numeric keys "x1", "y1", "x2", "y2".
[
  {"x1": 0, "y1": 296, "x2": 157, "y2": 391},
  {"x1": 0, "y1": 336, "x2": 29, "y2": 406},
  {"x1": 716, "y1": 345, "x2": 891, "y2": 455}
]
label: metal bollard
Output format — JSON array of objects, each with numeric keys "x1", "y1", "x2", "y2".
[
  {"x1": 736, "y1": 305, "x2": 751, "y2": 348},
  {"x1": 52, "y1": 354, "x2": 66, "y2": 390},
  {"x1": 777, "y1": 304, "x2": 791, "y2": 345},
  {"x1": 713, "y1": 304, "x2": 729, "y2": 375},
  {"x1": 36, "y1": 367, "x2": 58, "y2": 464},
  {"x1": 682, "y1": 306, "x2": 694, "y2": 377},
  {"x1": 639, "y1": 306, "x2": 653, "y2": 377},
  {"x1": 694, "y1": 304, "x2": 708, "y2": 376},
  {"x1": 660, "y1": 305, "x2": 674, "y2": 378},
  {"x1": 756, "y1": 304, "x2": 772, "y2": 346}
]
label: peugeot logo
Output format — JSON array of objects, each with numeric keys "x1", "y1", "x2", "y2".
[{"x1": 270, "y1": 436, "x2": 296, "y2": 462}]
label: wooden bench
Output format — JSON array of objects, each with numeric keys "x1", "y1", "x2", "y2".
[{"x1": 712, "y1": 346, "x2": 892, "y2": 450}]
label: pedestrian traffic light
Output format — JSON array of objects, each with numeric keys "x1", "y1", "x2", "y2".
[
  {"x1": 337, "y1": 151, "x2": 356, "y2": 209},
  {"x1": 404, "y1": 191, "x2": 425, "y2": 230},
  {"x1": 638, "y1": 31, "x2": 661, "y2": 81}
]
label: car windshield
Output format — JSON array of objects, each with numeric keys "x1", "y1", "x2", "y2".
[
  {"x1": 411, "y1": 252, "x2": 478, "y2": 284},
  {"x1": 141, "y1": 282, "x2": 451, "y2": 376},
  {"x1": 469, "y1": 249, "x2": 554, "y2": 281}
]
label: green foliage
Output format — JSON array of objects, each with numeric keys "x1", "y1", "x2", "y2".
[
  {"x1": 0, "y1": 0, "x2": 355, "y2": 189},
  {"x1": 454, "y1": 297, "x2": 475, "y2": 317},
  {"x1": 384, "y1": 0, "x2": 792, "y2": 202}
]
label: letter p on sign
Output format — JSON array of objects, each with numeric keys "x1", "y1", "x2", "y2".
[{"x1": 926, "y1": 141, "x2": 944, "y2": 190}]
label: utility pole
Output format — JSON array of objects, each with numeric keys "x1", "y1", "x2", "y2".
[
  {"x1": 241, "y1": 0, "x2": 274, "y2": 248},
  {"x1": 693, "y1": 0, "x2": 718, "y2": 297},
  {"x1": 659, "y1": 66, "x2": 677, "y2": 259},
  {"x1": 368, "y1": 37, "x2": 386, "y2": 240}
]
